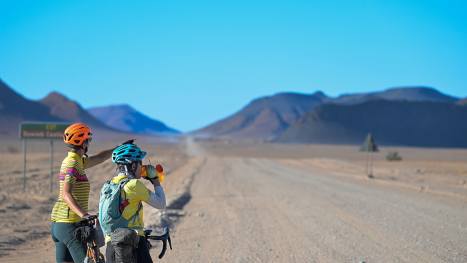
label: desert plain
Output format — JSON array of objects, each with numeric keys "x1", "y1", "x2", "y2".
[{"x1": 0, "y1": 137, "x2": 466, "y2": 262}]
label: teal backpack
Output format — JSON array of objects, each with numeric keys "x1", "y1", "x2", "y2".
[{"x1": 98, "y1": 178, "x2": 142, "y2": 236}]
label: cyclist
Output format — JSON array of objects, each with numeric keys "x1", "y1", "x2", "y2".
[
  {"x1": 100, "y1": 142, "x2": 166, "y2": 263},
  {"x1": 50, "y1": 123, "x2": 117, "y2": 263}
]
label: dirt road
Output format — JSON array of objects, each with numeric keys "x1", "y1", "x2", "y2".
[
  {"x1": 1, "y1": 139, "x2": 466, "y2": 262},
  {"x1": 158, "y1": 142, "x2": 467, "y2": 262}
]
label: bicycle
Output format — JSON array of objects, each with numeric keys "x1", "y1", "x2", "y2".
[
  {"x1": 75, "y1": 215, "x2": 106, "y2": 263},
  {"x1": 77, "y1": 217, "x2": 172, "y2": 262},
  {"x1": 143, "y1": 227, "x2": 173, "y2": 259}
]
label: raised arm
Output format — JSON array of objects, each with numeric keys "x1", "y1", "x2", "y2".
[
  {"x1": 146, "y1": 179, "x2": 166, "y2": 209},
  {"x1": 85, "y1": 148, "x2": 114, "y2": 169},
  {"x1": 85, "y1": 139, "x2": 135, "y2": 169}
]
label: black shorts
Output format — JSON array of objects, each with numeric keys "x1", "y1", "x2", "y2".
[{"x1": 106, "y1": 236, "x2": 153, "y2": 263}]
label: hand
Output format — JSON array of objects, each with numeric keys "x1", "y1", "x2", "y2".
[
  {"x1": 81, "y1": 213, "x2": 97, "y2": 224},
  {"x1": 121, "y1": 139, "x2": 135, "y2": 145},
  {"x1": 143, "y1": 165, "x2": 158, "y2": 180},
  {"x1": 113, "y1": 139, "x2": 135, "y2": 151}
]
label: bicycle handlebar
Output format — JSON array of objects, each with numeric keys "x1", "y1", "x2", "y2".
[
  {"x1": 76, "y1": 215, "x2": 98, "y2": 227},
  {"x1": 144, "y1": 228, "x2": 172, "y2": 259},
  {"x1": 78, "y1": 216, "x2": 173, "y2": 259}
]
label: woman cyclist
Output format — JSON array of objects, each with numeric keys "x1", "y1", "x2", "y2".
[{"x1": 50, "y1": 123, "x2": 117, "y2": 263}]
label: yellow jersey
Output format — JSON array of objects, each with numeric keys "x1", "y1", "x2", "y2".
[
  {"x1": 51, "y1": 151, "x2": 90, "y2": 223},
  {"x1": 107, "y1": 174, "x2": 151, "y2": 239}
]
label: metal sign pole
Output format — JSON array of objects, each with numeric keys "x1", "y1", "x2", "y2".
[
  {"x1": 50, "y1": 140, "x2": 54, "y2": 191},
  {"x1": 366, "y1": 150, "x2": 370, "y2": 176},
  {"x1": 23, "y1": 139, "x2": 27, "y2": 192}
]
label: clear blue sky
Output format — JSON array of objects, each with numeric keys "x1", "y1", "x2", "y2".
[{"x1": 1, "y1": 0, "x2": 466, "y2": 131}]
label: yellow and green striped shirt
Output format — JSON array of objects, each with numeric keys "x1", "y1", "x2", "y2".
[{"x1": 51, "y1": 151, "x2": 90, "y2": 223}]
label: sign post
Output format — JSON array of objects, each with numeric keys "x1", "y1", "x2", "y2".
[
  {"x1": 360, "y1": 133, "x2": 379, "y2": 179},
  {"x1": 50, "y1": 140, "x2": 54, "y2": 191},
  {"x1": 23, "y1": 139, "x2": 27, "y2": 192},
  {"x1": 20, "y1": 122, "x2": 69, "y2": 192}
]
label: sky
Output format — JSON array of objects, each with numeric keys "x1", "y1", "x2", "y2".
[{"x1": 1, "y1": 0, "x2": 466, "y2": 131}]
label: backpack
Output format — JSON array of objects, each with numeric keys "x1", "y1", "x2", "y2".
[{"x1": 98, "y1": 178, "x2": 142, "y2": 236}]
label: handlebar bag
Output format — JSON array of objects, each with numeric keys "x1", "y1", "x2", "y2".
[{"x1": 110, "y1": 228, "x2": 139, "y2": 263}]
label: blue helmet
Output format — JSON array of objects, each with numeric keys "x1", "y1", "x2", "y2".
[{"x1": 112, "y1": 143, "x2": 147, "y2": 164}]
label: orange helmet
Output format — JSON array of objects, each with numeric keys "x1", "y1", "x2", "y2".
[{"x1": 63, "y1": 123, "x2": 92, "y2": 146}]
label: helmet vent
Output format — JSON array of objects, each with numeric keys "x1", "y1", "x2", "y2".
[{"x1": 111, "y1": 143, "x2": 146, "y2": 164}]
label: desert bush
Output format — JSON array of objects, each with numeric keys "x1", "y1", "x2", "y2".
[{"x1": 386, "y1": 151, "x2": 402, "y2": 161}]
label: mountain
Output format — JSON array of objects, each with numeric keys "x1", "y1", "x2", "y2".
[
  {"x1": 334, "y1": 86, "x2": 458, "y2": 105},
  {"x1": 0, "y1": 79, "x2": 176, "y2": 137},
  {"x1": 40, "y1": 92, "x2": 110, "y2": 129},
  {"x1": 279, "y1": 99, "x2": 467, "y2": 147},
  {"x1": 195, "y1": 91, "x2": 329, "y2": 140},
  {"x1": 0, "y1": 80, "x2": 116, "y2": 136},
  {"x1": 195, "y1": 86, "x2": 459, "y2": 141},
  {"x1": 0, "y1": 79, "x2": 62, "y2": 135},
  {"x1": 88, "y1": 104, "x2": 180, "y2": 135}
]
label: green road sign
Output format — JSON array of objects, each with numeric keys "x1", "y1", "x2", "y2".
[
  {"x1": 19, "y1": 122, "x2": 71, "y2": 191},
  {"x1": 20, "y1": 122, "x2": 70, "y2": 139}
]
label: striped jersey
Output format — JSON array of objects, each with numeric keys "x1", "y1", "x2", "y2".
[{"x1": 51, "y1": 151, "x2": 90, "y2": 223}]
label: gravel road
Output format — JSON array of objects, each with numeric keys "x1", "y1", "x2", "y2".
[{"x1": 159, "y1": 142, "x2": 467, "y2": 262}]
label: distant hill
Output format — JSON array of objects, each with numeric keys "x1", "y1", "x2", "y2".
[
  {"x1": 88, "y1": 104, "x2": 180, "y2": 135},
  {"x1": 0, "y1": 79, "x2": 117, "y2": 137},
  {"x1": 3, "y1": 78, "x2": 463, "y2": 147},
  {"x1": 0, "y1": 79, "x2": 62, "y2": 135},
  {"x1": 279, "y1": 100, "x2": 467, "y2": 147},
  {"x1": 334, "y1": 86, "x2": 458, "y2": 105},
  {"x1": 40, "y1": 92, "x2": 111, "y2": 129},
  {"x1": 195, "y1": 91, "x2": 329, "y2": 140},
  {"x1": 195, "y1": 86, "x2": 460, "y2": 143},
  {"x1": 0, "y1": 79, "x2": 178, "y2": 138}
]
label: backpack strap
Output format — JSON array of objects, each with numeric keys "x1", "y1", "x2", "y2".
[
  {"x1": 128, "y1": 202, "x2": 143, "y2": 225},
  {"x1": 118, "y1": 178, "x2": 130, "y2": 201},
  {"x1": 117, "y1": 178, "x2": 143, "y2": 226}
]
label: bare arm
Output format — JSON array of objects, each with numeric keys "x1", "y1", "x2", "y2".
[
  {"x1": 62, "y1": 181, "x2": 87, "y2": 218},
  {"x1": 85, "y1": 148, "x2": 115, "y2": 169}
]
